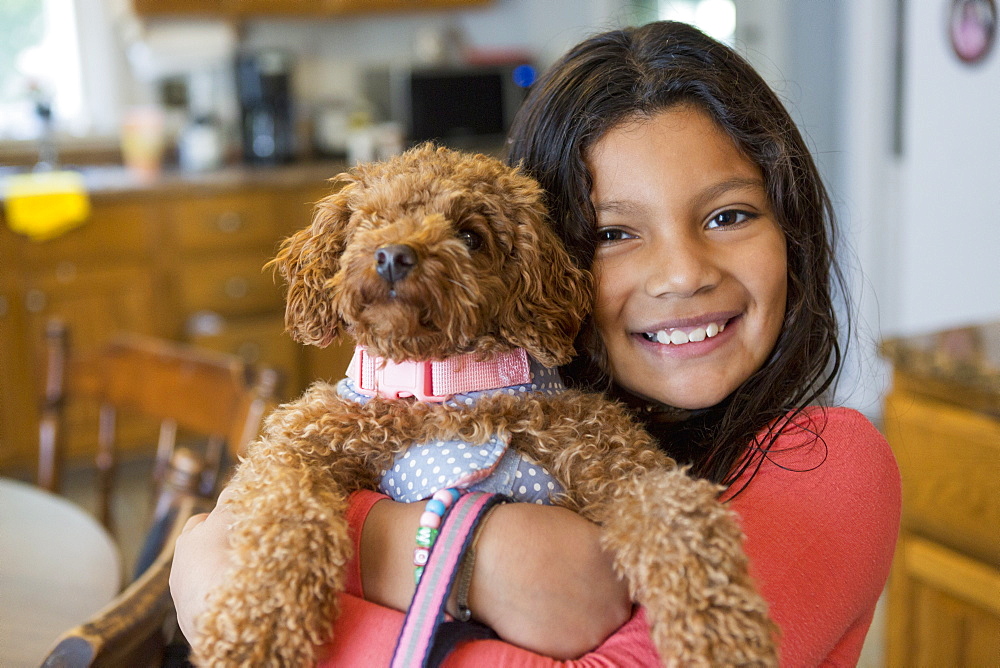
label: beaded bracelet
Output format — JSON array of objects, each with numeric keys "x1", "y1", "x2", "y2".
[
  {"x1": 452, "y1": 502, "x2": 502, "y2": 622},
  {"x1": 413, "y1": 487, "x2": 461, "y2": 584}
]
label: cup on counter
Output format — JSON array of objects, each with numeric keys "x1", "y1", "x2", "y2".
[
  {"x1": 178, "y1": 115, "x2": 224, "y2": 172},
  {"x1": 347, "y1": 122, "x2": 404, "y2": 166},
  {"x1": 120, "y1": 106, "x2": 167, "y2": 181}
]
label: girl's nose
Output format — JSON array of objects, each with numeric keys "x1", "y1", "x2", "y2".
[{"x1": 645, "y1": 235, "x2": 721, "y2": 298}]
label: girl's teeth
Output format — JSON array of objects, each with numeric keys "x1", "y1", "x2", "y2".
[{"x1": 648, "y1": 321, "x2": 725, "y2": 346}]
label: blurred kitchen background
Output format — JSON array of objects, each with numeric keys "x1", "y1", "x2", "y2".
[
  {"x1": 0, "y1": 1, "x2": 998, "y2": 666},
  {"x1": 2, "y1": 0, "x2": 996, "y2": 414}
]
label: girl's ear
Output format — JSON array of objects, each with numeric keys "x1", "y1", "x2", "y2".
[
  {"x1": 499, "y1": 184, "x2": 594, "y2": 367},
  {"x1": 269, "y1": 181, "x2": 355, "y2": 347}
]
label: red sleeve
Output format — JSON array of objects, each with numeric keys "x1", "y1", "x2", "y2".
[
  {"x1": 723, "y1": 407, "x2": 901, "y2": 667},
  {"x1": 321, "y1": 597, "x2": 660, "y2": 667},
  {"x1": 324, "y1": 490, "x2": 662, "y2": 667},
  {"x1": 344, "y1": 489, "x2": 390, "y2": 598}
]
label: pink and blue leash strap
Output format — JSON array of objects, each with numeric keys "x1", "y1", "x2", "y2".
[{"x1": 390, "y1": 491, "x2": 508, "y2": 668}]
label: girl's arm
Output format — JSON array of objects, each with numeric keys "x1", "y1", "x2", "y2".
[
  {"x1": 169, "y1": 488, "x2": 633, "y2": 660},
  {"x1": 360, "y1": 497, "x2": 632, "y2": 660}
]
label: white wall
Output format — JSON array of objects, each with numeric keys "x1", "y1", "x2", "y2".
[
  {"x1": 896, "y1": 1, "x2": 1000, "y2": 335},
  {"x1": 834, "y1": 0, "x2": 1000, "y2": 413}
]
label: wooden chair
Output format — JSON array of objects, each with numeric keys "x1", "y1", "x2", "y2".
[
  {"x1": 37, "y1": 319, "x2": 280, "y2": 531},
  {"x1": 36, "y1": 321, "x2": 281, "y2": 667},
  {"x1": 42, "y1": 451, "x2": 210, "y2": 668}
]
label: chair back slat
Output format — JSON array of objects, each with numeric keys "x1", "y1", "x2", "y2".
[
  {"x1": 91, "y1": 336, "x2": 256, "y2": 438},
  {"x1": 38, "y1": 320, "x2": 69, "y2": 493},
  {"x1": 96, "y1": 403, "x2": 116, "y2": 531}
]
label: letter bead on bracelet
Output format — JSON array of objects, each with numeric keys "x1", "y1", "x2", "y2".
[{"x1": 413, "y1": 487, "x2": 461, "y2": 584}]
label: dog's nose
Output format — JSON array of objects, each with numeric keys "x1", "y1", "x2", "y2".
[{"x1": 375, "y1": 244, "x2": 417, "y2": 283}]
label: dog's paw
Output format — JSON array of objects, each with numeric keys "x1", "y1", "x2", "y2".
[
  {"x1": 189, "y1": 501, "x2": 354, "y2": 667},
  {"x1": 599, "y1": 468, "x2": 778, "y2": 667},
  {"x1": 191, "y1": 572, "x2": 339, "y2": 668}
]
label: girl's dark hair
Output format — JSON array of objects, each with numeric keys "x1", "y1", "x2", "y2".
[{"x1": 505, "y1": 21, "x2": 846, "y2": 489}]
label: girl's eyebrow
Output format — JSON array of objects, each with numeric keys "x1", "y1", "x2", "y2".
[
  {"x1": 592, "y1": 176, "x2": 766, "y2": 217},
  {"x1": 693, "y1": 177, "x2": 766, "y2": 209},
  {"x1": 592, "y1": 200, "x2": 639, "y2": 215}
]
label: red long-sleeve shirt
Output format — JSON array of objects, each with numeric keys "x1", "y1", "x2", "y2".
[{"x1": 319, "y1": 407, "x2": 900, "y2": 667}]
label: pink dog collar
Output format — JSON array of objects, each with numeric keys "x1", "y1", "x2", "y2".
[{"x1": 347, "y1": 346, "x2": 532, "y2": 402}]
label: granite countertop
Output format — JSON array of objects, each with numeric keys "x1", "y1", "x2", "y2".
[{"x1": 881, "y1": 320, "x2": 1000, "y2": 408}]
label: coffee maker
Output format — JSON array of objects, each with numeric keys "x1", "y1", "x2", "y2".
[{"x1": 236, "y1": 50, "x2": 295, "y2": 164}]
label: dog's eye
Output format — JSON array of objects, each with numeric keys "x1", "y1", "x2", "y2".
[{"x1": 457, "y1": 230, "x2": 483, "y2": 251}]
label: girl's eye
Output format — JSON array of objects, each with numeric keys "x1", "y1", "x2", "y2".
[
  {"x1": 707, "y1": 209, "x2": 756, "y2": 229},
  {"x1": 458, "y1": 230, "x2": 483, "y2": 251},
  {"x1": 596, "y1": 227, "x2": 635, "y2": 244}
]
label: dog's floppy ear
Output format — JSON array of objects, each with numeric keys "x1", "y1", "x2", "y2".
[
  {"x1": 498, "y1": 178, "x2": 594, "y2": 368},
  {"x1": 269, "y1": 179, "x2": 356, "y2": 347}
]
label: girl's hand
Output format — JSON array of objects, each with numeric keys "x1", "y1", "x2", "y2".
[
  {"x1": 361, "y1": 499, "x2": 632, "y2": 660},
  {"x1": 169, "y1": 488, "x2": 237, "y2": 643}
]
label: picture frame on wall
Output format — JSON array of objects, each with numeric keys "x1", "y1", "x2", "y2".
[{"x1": 949, "y1": 0, "x2": 997, "y2": 64}]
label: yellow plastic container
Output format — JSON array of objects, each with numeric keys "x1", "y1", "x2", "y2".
[{"x1": 3, "y1": 170, "x2": 91, "y2": 241}]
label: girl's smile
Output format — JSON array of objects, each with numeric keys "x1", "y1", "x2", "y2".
[{"x1": 586, "y1": 106, "x2": 788, "y2": 410}]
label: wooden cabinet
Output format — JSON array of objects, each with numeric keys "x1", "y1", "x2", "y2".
[
  {"x1": 881, "y1": 326, "x2": 1000, "y2": 667},
  {"x1": 0, "y1": 280, "x2": 30, "y2": 466},
  {"x1": 169, "y1": 189, "x2": 302, "y2": 395},
  {"x1": 0, "y1": 165, "x2": 352, "y2": 470},
  {"x1": 133, "y1": 0, "x2": 490, "y2": 17},
  {"x1": 2, "y1": 199, "x2": 163, "y2": 464}
]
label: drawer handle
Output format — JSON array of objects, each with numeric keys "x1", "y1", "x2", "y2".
[
  {"x1": 237, "y1": 341, "x2": 262, "y2": 363},
  {"x1": 216, "y1": 211, "x2": 244, "y2": 234},
  {"x1": 224, "y1": 277, "x2": 250, "y2": 299},
  {"x1": 25, "y1": 289, "x2": 47, "y2": 314},
  {"x1": 56, "y1": 262, "x2": 77, "y2": 283}
]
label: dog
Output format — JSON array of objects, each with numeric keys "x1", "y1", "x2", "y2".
[{"x1": 192, "y1": 144, "x2": 777, "y2": 667}]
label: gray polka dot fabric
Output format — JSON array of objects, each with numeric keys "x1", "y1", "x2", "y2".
[{"x1": 336, "y1": 356, "x2": 566, "y2": 504}]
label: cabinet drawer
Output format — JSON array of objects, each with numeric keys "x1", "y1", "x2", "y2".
[
  {"x1": 884, "y1": 391, "x2": 1000, "y2": 566},
  {"x1": 13, "y1": 200, "x2": 155, "y2": 267},
  {"x1": 888, "y1": 535, "x2": 1000, "y2": 666},
  {"x1": 177, "y1": 256, "x2": 283, "y2": 315},
  {"x1": 172, "y1": 193, "x2": 278, "y2": 252}
]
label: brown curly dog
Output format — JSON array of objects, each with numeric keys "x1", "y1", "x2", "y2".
[{"x1": 191, "y1": 144, "x2": 777, "y2": 667}]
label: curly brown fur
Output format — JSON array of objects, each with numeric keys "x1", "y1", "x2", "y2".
[{"x1": 193, "y1": 144, "x2": 777, "y2": 667}]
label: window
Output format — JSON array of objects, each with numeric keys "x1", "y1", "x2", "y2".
[
  {"x1": 0, "y1": 0, "x2": 86, "y2": 140},
  {"x1": 657, "y1": 0, "x2": 737, "y2": 45},
  {"x1": 0, "y1": 0, "x2": 123, "y2": 142}
]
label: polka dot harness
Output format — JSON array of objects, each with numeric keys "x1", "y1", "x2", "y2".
[{"x1": 336, "y1": 357, "x2": 566, "y2": 504}]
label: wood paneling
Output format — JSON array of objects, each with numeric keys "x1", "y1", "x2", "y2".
[{"x1": 884, "y1": 373, "x2": 1000, "y2": 667}]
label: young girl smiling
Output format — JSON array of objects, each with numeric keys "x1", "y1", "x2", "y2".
[{"x1": 172, "y1": 21, "x2": 900, "y2": 667}]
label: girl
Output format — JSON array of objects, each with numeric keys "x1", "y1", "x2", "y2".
[{"x1": 172, "y1": 21, "x2": 900, "y2": 666}]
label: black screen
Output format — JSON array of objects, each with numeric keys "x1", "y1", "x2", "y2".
[{"x1": 408, "y1": 71, "x2": 506, "y2": 143}]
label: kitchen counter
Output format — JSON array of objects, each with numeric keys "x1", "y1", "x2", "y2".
[
  {"x1": 1, "y1": 160, "x2": 350, "y2": 201},
  {"x1": 880, "y1": 320, "x2": 1000, "y2": 416}
]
